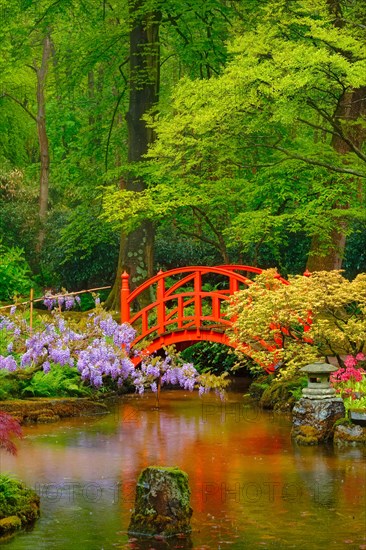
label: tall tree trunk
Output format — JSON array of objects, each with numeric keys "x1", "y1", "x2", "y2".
[
  {"x1": 306, "y1": 86, "x2": 366, "y2": 271},
  {"x1": 307, "y1": 4, "x2": 366, "y2": 271},
  {"x1": 106, "y1": 4, "x2": 160, "y2": 310},
  {"x1": 36, "y1": 35, "x2": 52, "y2": 253}
]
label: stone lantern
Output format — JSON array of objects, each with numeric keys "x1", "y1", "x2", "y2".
[
  {"x1": 292, "y1": 362, "x2": 345, "y2": 445},
  {"x1": 300, "y1": 362, "x2": 338, "y2": 400}
]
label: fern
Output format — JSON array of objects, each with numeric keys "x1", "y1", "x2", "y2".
[{"x1": 21, "y1": 366, "x2": 90, "y2": 397}]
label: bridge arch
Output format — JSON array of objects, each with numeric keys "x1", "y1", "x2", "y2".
[{"x1": 120, "y1": 265, "x2": 288, "y2": 371}]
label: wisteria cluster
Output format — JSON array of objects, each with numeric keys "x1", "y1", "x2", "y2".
[
  {"x1": 133, "y1": 354, "x2": 205, "y2": 395},
  {"x1": 77, "y1": 340, "x2": 135, "y2": 388},
  {"x1": 43, "y1": 293, "x2": 81, "y2": 311},
  {"x1": 0, "y1": 305, "x2": 137, "y2": 389},
  {"x1": 0, "y1": 305, "x2": 228, "y2": 398}
]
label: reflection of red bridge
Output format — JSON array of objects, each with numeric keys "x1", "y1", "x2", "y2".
[{"x1": 120, "y1": 265, "x2": 288, "y2": 372}]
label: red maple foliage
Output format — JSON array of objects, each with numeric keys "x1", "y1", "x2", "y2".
[{"x1": 0, "y1": 412, "x2": 22, "y2": 455}]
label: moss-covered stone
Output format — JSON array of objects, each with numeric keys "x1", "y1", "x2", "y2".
[
  {"x1": 259, "y1": 378, "x2": 306, "y2": 411},
  {"x1": 334, "y1": 424, "x2": 366, "y2": 446},
  {"x1": 37, "y1": 413, "x2": 60, "y2": 423},
  {"x1": 292, "y1": 398, "x2": 345, "y2": 445},
  {"x1": 0, "y1": 476, "x2": 40, "y2": 538},
  {"x1": 0, "y1": 516, "x2": 21, "y2": 534},
  {"x1": 249, "y1": 381, "x2": 270, "y2": 400},
  {"x1": 0, "y1": 398, "x2": 108, "y2": 424},
  {"x1": 128, "y1": 466, "x2": 192, "y2": 537},
  {"x1": 292, "y1": 425, "x2": 320, "y2": 445}
]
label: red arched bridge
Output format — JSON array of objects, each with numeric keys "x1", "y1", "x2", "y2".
[{"x1": 120, "y1": 265, "x2": 289, "y2": 371}]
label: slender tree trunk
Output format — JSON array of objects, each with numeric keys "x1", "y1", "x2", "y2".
[
  {"x1": 306, "y1": 86, "x2": 366, "y2": 271},
  {"x1": 36, "y1": 35, "x2": 52, "y2": 253},
  {"x1": 106, "y1": 3, "x2": 160, "y2": 310}
]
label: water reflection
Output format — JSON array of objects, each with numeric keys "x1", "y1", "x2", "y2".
[{"x1": 1, "y1": 386, "x2": 365, "y2": 549}]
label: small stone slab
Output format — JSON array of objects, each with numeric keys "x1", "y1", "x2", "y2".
[
  {"x1": 349, "y1": 410, "x2": 366, "y2": 427},
  {"x1": 334, "y1": 424, "x2": 366, "y2": 446}
]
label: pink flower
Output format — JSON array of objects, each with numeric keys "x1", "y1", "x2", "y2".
[
  {"x1": 356, "y1": 353, "x2": 365, "y2": 362},
  {"x1": 344, "y1": 356, "x2": 357, "y2": 368}
]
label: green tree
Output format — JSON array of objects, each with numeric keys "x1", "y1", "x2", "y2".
[
  {"x1": 105, "y1": 0, "x2": 240, "y2": 308},
  {"x1": 103, "y1": 0, "x2": 366, "y2": 274},
  {"x1": 228, "y1": 269, "x2": 366, "y2": 377}
]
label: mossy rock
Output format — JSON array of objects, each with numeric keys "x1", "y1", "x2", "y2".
[
  {"x1": 248, "y1": 375, "x2": 273, "y2": 399},
  {"x1": 0, "y1": 476, "x2": 40, "y2": 538},
  {"x1": 292, "y1": 425, "x2": 320, "y2": 445},
  {"x1": 0, "y1": 398, "x2": 109, "y2": 424},
  {"x1": 0, "y1": 516, "x2": 22, "y2": 535},
  {"x1": 249, "y1": 382, "x2": 269, "y2": 400},
  {"x1": 333, "y1": 417, "x2": 351, "y2": 428},
  {"x1": 259, "y1": 378, "x2": 306, "y2": 411},
  {"x1": 334, "y1": 424, "x2": 366, "y2": 446},
  {"x1": 292, "y1": 398, "x2": 345, "y2": 445},
  {"x1": 128, "y1": 466, "x2": 192, "y2": 537},
  {"x1": 37, "y1": 413, "x2": 60, "y2": 423}
]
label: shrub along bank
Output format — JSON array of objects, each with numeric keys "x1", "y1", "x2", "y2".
[{"x1": 0, "y1": 476, "x2": 40, "y2": 538}]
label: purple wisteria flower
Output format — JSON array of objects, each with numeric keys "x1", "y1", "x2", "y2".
[
  {"x1": 43, "y1": 361, "x2": 51, "y2": 373},
  {"x1": 76, "y1": 339, "x2": 134, "y2": 388},
  {"x1": 0, "y1": 308, "x2": 224, "y2": 398},
  {"x1": 0, "y1": 355, "x2": 17, "y2": 371},
  {"x1": 44, "y1": 296, "x2": 56, "y2": 310},
  {"x1": 133, "y1": 354, "x2": 201, "y2": 396},
  {"x1": 49, "y1": 346, "x2": 74, "y2": 367},
  {"x1": 10, "y1": 306, "x2": 16, "y2": 315},
  {"x1": 57, "y1": 317, "x2": 66, "y2": 332},
  {"x1": 65, "y1": 296, "x2": 74, "y2": 310},
  {"x1": 0, "y1": 316, "x2": 15, "y2": 332}
]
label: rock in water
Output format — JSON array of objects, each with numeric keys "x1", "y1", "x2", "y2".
[
  {"x1": 292, "y1": 398, "x2": 345, "y2": 445},
  {"x1": 334, "y1": 423, "x2": 366, "y2": 446},
  {"x1": 128, "y1": 466, "x2": 192, "y2": 537}
]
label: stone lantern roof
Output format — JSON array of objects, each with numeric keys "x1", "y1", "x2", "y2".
[{"x1": 300, "y1": 362, "x2": 338, "y2": 375}]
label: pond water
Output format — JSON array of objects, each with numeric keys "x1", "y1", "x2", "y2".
[{"x1": 1, "y1": 381, "x2": 365, "y2": 549}]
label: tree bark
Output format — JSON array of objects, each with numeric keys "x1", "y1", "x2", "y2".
[
  {"x1": 106, "y1": 3, "x2": 160, "y2": 310},
  {"x1": 306, "y1": 86, "x2": 366, "y2": 271}
]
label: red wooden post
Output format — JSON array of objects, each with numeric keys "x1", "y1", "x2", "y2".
[
  {"x1": 121, "y1": 271, "x2": 130, "y2": 324},
  {"x1": 194, "y1": 271, "x2": 202, "y2": 331},
  {"x1": 157, "y1": 270, "x2": 165, "y2": 334},
  {"x1": 212, "y1": 295, "x2": 220, "y2": 320},
  {"x1": 229, "y1": 276, "x2": 239, "y2": 295},
  {"x1": 178, "y1": 296, "x2": 184, "y2": 328}
]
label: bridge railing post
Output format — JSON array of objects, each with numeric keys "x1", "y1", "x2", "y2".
[
  {"x1": 121, "y1": 271, "x2": 130, "y2": 324},
  {"x1": 194, "y1": 271, "x2": 202, "y2": 330},
  {"x1": 157, "y1": 270, "x2": 165, "y2": 335},
  {"x1": 229, "y1": 276, "x2": 239, "y2": 295}
]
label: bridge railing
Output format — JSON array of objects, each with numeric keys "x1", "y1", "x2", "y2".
[{"x1": 120, "y1": 266, "x2": 268, "y2": 346}]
